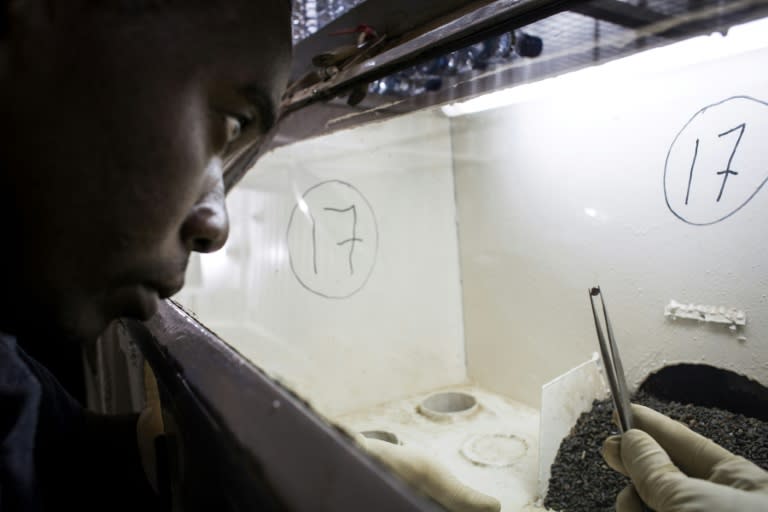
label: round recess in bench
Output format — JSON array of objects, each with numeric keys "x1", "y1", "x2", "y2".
[
  {"x1": 417, "y1": 391, "x2": 479, "y2": 421},
  {"x1": 461, "y1": 433, "x2": 528, "y2": 467},
  {"x1": 360, "y1": 430, "x2": 400, "y2": 445}
]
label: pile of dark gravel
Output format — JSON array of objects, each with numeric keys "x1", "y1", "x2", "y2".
[{"x1": 543, "y1": 392, "x2": 768, "y2": 512}]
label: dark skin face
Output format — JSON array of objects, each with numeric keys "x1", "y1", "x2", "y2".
[{"x1": 0, "y1": 1, "x2": 291, "y2": 343}]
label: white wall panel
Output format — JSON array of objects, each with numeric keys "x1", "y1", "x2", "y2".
[
  {"x1": 453, "y1": 46, "x2": 768, "y2": 407},
  {"x1": 176, "y1": 111, "x2": 467, "y2": 417}
]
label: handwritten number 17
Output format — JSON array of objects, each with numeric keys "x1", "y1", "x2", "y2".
[{"x1": 685, "y1": 122, "x2": 746, "y2": 204}]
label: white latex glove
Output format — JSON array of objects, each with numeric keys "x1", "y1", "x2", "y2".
[
  {"x1": 356, "y1": 434, "x2": 501, "y2": 512},
  {"x1": 601, "y1": 404, "x2": 768, "y2": 512},
  {"x1": 137, "y1": 362, "x2": 165, "y2": 493}
]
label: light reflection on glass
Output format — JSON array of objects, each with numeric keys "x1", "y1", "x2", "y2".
[{"x1": 292, "y1": 0, "x2": 365, "y2": 43}]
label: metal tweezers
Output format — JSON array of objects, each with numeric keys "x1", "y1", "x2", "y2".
[
  {"x1": 589, "y1": 286, "x2": 634, "y2": 433},
  {"x1": 589, "y1": 287, "x2": 653, "y2": 509}
]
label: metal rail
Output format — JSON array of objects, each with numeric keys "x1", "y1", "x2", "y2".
[{"x1": 282, "y1": 0, "x2": 577, "y2": 114}]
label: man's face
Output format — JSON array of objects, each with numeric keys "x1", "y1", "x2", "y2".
[{"x1": 1, "y1": 2, "x2": 291, "y2": 341}]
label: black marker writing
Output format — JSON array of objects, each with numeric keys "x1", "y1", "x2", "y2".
[
  {"x1": 309, "y1": 212, "x2": 318, "y2": 274},
  {"x1": 324, "y1": 205, "x2": 363, "y2": 275},
  {"x1": 685, "y1": 138, "x2": 699, "y2": 205},
  {"x1": 287, "y1": 180, "x2": 379, "y2": 299},
  {"x1": 664, "y1": 96, "x2": 768, "y2": 226},
  {"x1": 715, "y1": 123, "x2": 745, "y2": 202}
]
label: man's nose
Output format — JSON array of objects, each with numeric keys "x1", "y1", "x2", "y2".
[{"x1": 180, "y1": 189, "x2": 229, "y2": 253}]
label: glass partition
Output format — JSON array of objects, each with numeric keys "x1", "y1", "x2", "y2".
[{"x1": 175, "y1": 13, "x2": 768, "y2": 512}]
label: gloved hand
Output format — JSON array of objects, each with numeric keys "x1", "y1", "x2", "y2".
[
  {"x1": 136, "y1": 362, "x2": 165, "y2": 493},
  {"x1": 356, "y1": 434, "x2": 501, "y2": 512},
  {"x1": 601, "y1": 403, "x2": 768, "y2": 512}
]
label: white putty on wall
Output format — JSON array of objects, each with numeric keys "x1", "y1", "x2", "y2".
[{"x1": 664, "y1": 299, "x2": 746, "y2": 329}]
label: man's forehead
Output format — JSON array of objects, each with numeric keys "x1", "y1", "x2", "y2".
[
  {"x1": 53, "y1": 0, "x2": 293, "y2": 125},
  {"x1": 72, "y1": 0, "x2": 292, "y2": 42},
  {"x1": 127, "y1": 1, "x2": 293, "y2": 111},
  {"x1": 77, "y1": 0, "x2": 290, "y2": 14},
  {"x1": 178, "y1": 2, "x2": 293, "y2": 70}
]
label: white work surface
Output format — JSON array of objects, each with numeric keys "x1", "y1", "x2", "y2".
[{"x1": 335, "y1": 385, "x2": 549, "y2": 512}]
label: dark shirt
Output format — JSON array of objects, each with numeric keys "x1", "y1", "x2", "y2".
[{"x1": 0, "y1": 332, "x2": 160, "y2": 511}]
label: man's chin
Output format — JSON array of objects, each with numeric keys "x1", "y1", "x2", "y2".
[
  {"x1": 11, "y1": 306, "x2": 104, "y2": 348},
  {"x1": 111, "y1": 284, "x2": 161, "y2": 321},
  {"x1": 58, "y1": 307, "x2": 116, "y2": 347},
  {"x1": 57, "y1": 289, "x2": 160, "y2": 346},
  {"x1": 8, "y1": 284, "x2": 162, "y2": 346}
]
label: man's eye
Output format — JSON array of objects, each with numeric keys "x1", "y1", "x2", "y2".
[{"x1": 225, "y1": 115, "x2": 243, "y2": 143}]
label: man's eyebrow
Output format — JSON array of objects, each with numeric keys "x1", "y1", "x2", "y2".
[{"x1": 240, "y1": 85, "x2": 277, "y2": 132}]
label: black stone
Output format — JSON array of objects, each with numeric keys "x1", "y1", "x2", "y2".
[{"x1": 543, "y1": 392, "x2": 768, "y2": 512}]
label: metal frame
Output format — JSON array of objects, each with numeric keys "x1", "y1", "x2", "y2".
[
  {"x1": 282, "y1": 0, "x2": 577, "y2": 113},
  {"x1": 289, "y1": 0, "x2": 497, "y2": 81},
  {"x1": 280, "y1": 0, "x2": 768, "y2": 122},
  {"x1": 223, "y1": 0, "x2": 579, "y2": 189},
  {"x1": 222, "y1": 0, "x2": 768, "y2": 189},
  {"x1": 131, "y1": 300, "x2": 445, "y2": 512}
]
